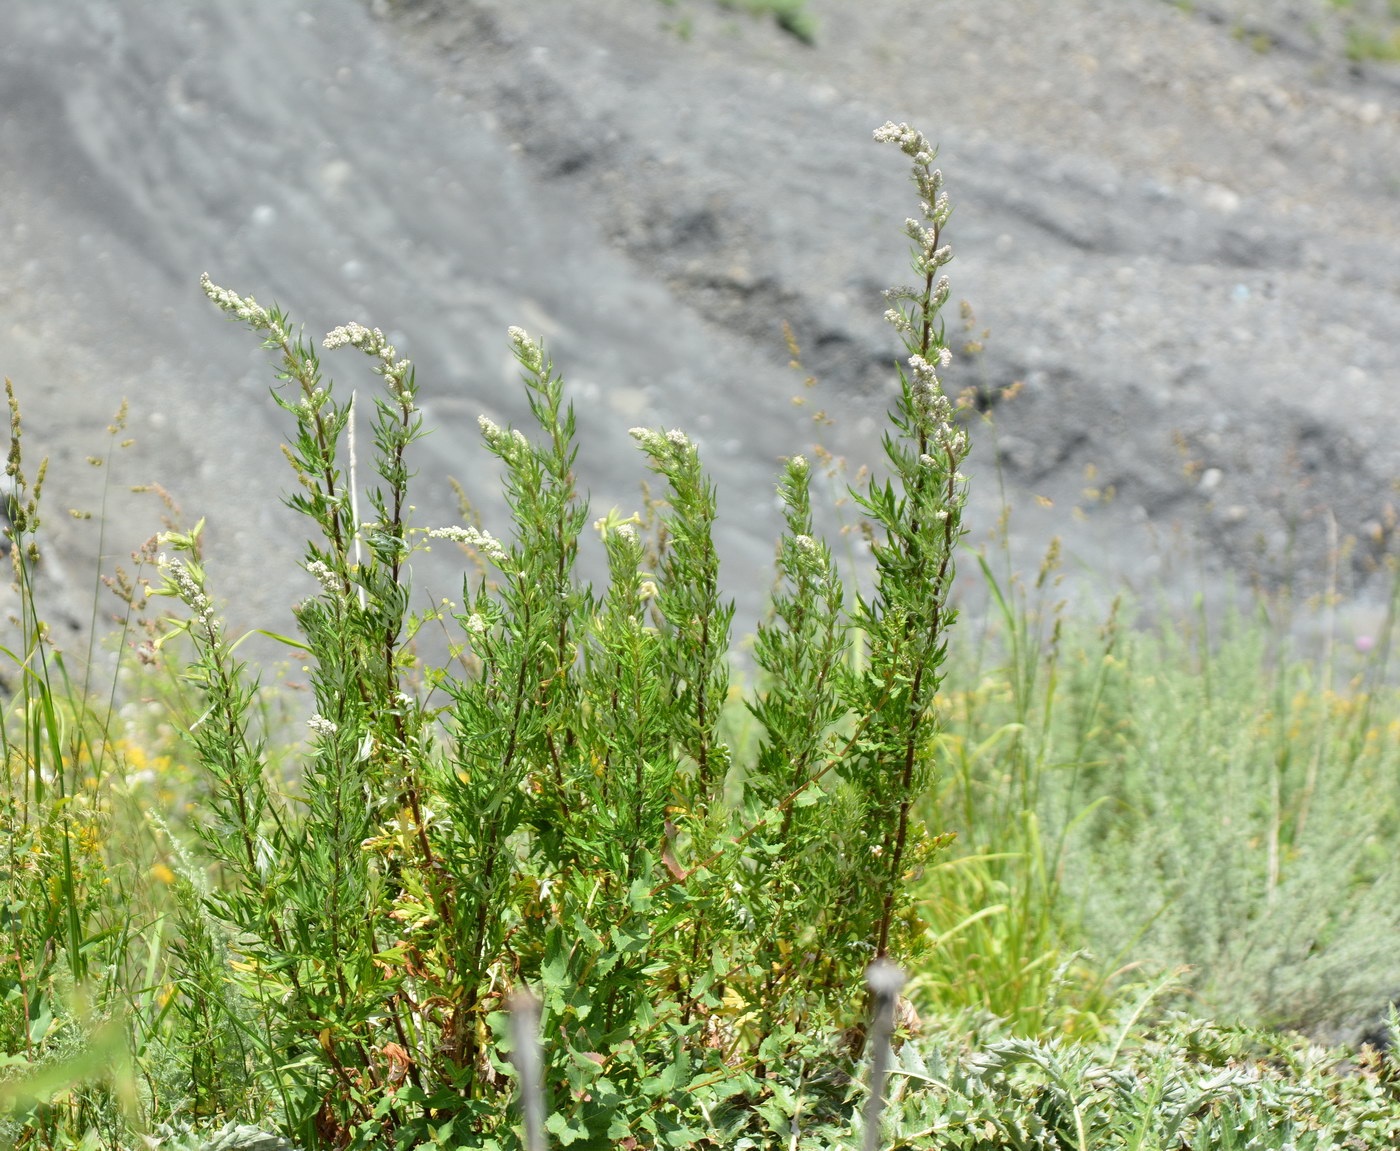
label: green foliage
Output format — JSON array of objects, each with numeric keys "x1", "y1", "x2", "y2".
[
  {"x1": 0, "y1": 384, "x2": 151, "y2": 1150},
  {"x1": 97, "y1": 121, "x2": 968, "y2": 1148},
  {"x1": 1060, "y1": 594, "x2": 1400, "y2": 1030},
  {"x1": 928, "y1": 560, "x2": 1400, "y2": 1036},
  {"x1": 855, "y1": 1012, "x2": 1400, "y2": 1151},
  {"x1": 1171, "y1": 0, "x2": 1400, "y2": 61},
  {"x1": 1327, "y1": 0, "x2": 1400, "y2": 59},
  {"x1": 914, "y1": 545, "x2": 1130, "y2": 1040},
  {"x1": 655, "y1": 0, "x2": 817, "y2": 45},
  {"x1": 715, "y1": 0, "x2": 817, "y2": 45}
]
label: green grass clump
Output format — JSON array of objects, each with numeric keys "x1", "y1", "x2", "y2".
[
  {"x1": 655, "y1": 0, "x2": 817, "y2": 45},
  {"x1": 1062, "y1": 595, "x2": 1400, "y2": 1030},
  {"x1": 1328, "y1": 0, "x2": 1400, "y2": 60},
  {"x1": 714, "y1": 0, "x2": 817, "y2": 44},
  {"x1": 1173, "y1": 0, "x2": 1400, "y2": 62},
  {"x1": 919, "y1": 554, "x2": 1400, "y2": 1040}
]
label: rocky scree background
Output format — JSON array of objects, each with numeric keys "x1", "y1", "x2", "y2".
[{"x1": 0, "y1": 0, "x2": 1397, "y2": 654}]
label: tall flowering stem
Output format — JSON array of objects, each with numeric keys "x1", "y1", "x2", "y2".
[
  {"x1": 628, "y1": 425, "x2": 734, "y2": 824},
  {"x1": 741, "y1": 454, "x2": 852, "y2": 1021},
  {"x1": 849, "y1": 122, "x2": 969, "y2": 959},
  {"x1": 197, "y1": 280, "x2": 444, "y2": 1135},
  {"x1": 438, "y1": 327, "x2": 595, "y2": 1078},
  {"x1": 627, "y1": 424, "x2": 735, "y2": 1017}
]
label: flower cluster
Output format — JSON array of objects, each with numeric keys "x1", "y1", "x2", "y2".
[
  {"x1": 156, "y1": 554, "x2": 220, "y2": 638},
  {"x1": 874, "y1": 122, "x2": 954, "y2": 341},
  {"x1": 629, "y1": 427, "x2": 694, "y2": 457},
  {"x1": 307, "y1": 713, "x2": 338, "y2": 738},
  {"x1": 294, "y1": 386, "x2": 329, "y2": 419},
  {"x1": 905, "y1": 219, "x2": 952, "y2": 270},
  {"x1": 872, "y1": 120, "x2": 931, "y2": 158},
  {"x1": 597, "y1": 516, "x2": 643, "y2": 570},
  {"x1": 306, "y1": 559, "x2": 343, "y2": 594},
  {"x1": 324, "y1": 321, "x2": 391, "y2": 359},
  {"x1": 873, "y1": 121, "x2": 951, "y2": 231},
  {"x1": 508, "y1": 326, "x2": 545, "y2": 376},
  {"x1": 477, "y1": 415, "x2": 530, "y2": 460},
  {"x1": 872, "y1": 122, "x2": 970, "y2": 466},
  {"x1": 907, "y1": 354, "x2": 968, "y2": 459},
  {"x1": 882, "y1": 279, "x2": 950, "y2": 334},
  {"x1": 323, "y1": 321, "x2": 413, "y2": 398},
  {"x1": 428, "y1": 525, "x2": 509, "y2": 566},
  {"x1": 200, "y1": 273, "x2": 288, "y2": 344}
]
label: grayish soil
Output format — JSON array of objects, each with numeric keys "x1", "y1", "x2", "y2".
[{"x1": 2, "y1": 0, "x2": 1398, "y2": 650}]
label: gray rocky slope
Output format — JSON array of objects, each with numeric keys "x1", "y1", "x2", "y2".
[{"x1": 1, "y1": 0, "x2": 1398, "y2": 653}]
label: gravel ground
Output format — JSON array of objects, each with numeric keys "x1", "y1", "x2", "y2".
[{"x1": 1, "y1": 0, "x2": 1397, "y2": 650}]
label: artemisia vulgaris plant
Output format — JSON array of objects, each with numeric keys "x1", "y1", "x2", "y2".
[{"x1": 147, "y1": 122, "x2": 969, "y2": 1150}]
